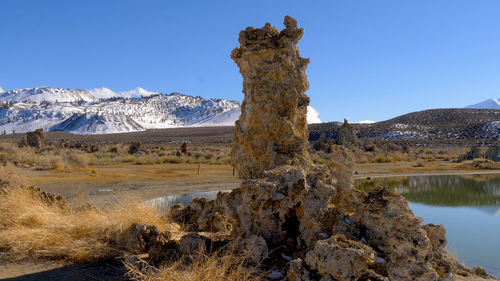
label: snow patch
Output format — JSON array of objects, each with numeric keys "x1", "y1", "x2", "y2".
[
  {"x1": 189, "y1": 108, "x2": 240, "y2": 127},
  {"x1": 0, "y1": 87, "x2": 96, "y2": 103},
  {"x1": 0, "y1": 86, "x2": 4, "y2": 93},
  {"x1": 481, "y1": 121, "x2": 500, "y2": 137},
  {"x1": 372, "y1": 131, "x2": 426, "y2": 140},
  {"x1": 358, "y1": 120, "x2": 376, "y2": 124},
  {"x1": 50, "y1": 113, "x2": 144, "y2": 134}
]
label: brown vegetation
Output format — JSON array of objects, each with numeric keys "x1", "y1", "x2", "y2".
[
  {"x1": 125, "y1": 249, "x2": 263, "y2": 281},
  {"x1": 0, "y1": 168, "x2": 172, "y2": 263}
]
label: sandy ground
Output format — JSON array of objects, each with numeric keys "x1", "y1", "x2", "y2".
[{"x1": 2, "y1": 160, "x2": 500, "y2": 280}]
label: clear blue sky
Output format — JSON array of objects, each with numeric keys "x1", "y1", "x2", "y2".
[{"x1": 1, "y1": 0, "x2": 499, "y2": 122}]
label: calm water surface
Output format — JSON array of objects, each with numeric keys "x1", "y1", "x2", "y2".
[
  {"x1": 149, "y1": 174, "x2": 500, "y2": 277},
  {"x1": 356, "y1": 174, "x2": 500, "y2": 277}
]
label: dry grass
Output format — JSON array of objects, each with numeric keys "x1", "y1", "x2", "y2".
[
  {"x1": 0, "y1": 140, "x2": 232, "y2": 171},
  {"x1": 125, "y1": 249, "x2": 263, "y2": 281},
  {"x1": 0, "y1": 182, "x2": 171, "y2": 262},
  {"x1": 0, "y1": 164, "x2": 25, "y2": 186},
  {"x1": 0, "y1": 165, "x2": 260, "y2": 280},
  {"x1": 454, "y1": 158, "x2": 500, "y2": 170},
  {"x1": 0, "y1": 142, "x2": 90, "y2": 170}
]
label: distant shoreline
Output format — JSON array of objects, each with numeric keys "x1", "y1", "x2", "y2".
[{"x1": 354, "y1": 169, "x2": 500, "y2": 180}]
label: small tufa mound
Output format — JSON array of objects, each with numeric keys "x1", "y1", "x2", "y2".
[
  {"x1": 485, "y1": 141, "x2": 500, "y2": 162},
  {"x1": 459, "y1": 145, "x2": 481, "y2": 162},
  {"x1": 19, "y1": 128, "x2": 45, "y2": 149},
  {"x1": 338, "y1": 119, "x2": 357, "y2": 147},
  {"x1": 180, "y1": 142, "x2": 188, "y2": 155},
  {"x1": 128, "y1": 141, "x2": 142, "y2": 154}
]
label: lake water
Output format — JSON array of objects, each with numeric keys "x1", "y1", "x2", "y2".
[
  {"x1": 356, "y1": 174, "x2": 500, "y2": 278},
  {"x1": 149, "y1": 174, "x2": 500, "y2": 278}
]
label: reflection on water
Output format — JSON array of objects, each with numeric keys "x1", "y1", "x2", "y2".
[
  {"x1": 355, "y1": 174, "x2": 500, "y2": 277},
  {"x1": 148, "y1": 174, "x2": 500, "y2": 277},
  {"x1": 355, "y1": 175, "x2": 500, "y2": 206},
  {"x1": 146, "y1": 190, "x2": 229, "y2": 214}
]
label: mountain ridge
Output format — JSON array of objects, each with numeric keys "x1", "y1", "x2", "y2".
[
  {"x1": 0, "y1": 87, "x2": 241, "y2": 134},
  {"x1": 0, "y1": 87, "x2": 321, "y2": 135}
]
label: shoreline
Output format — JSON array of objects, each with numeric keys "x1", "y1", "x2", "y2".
[
  {"x1": 354, "y1": 169, "x2": 500, "y2": 180},
  {"x1": 2, "y1": 164, "x2": 500, "y2": 280}
]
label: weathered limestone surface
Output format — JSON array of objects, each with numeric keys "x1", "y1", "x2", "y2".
[
  {"x1": 118, "y1": 223, "x2": 171, "y2": 253},
  {"x1": 166, "y1": 17, "x2": 490, "y2": 281},
  {"x1": 231, "y1": 16, "x2": 312, "y2": 179},
  {"x1": 304, "y1": 234, "x2": 385, "y2": 281}
]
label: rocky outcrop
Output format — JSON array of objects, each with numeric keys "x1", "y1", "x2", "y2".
[
  {"x1": 161, "y1": 17, "x2": 488, "y2": 280},
  {"x1": 338, "y1": 119, "x2": 357, "y2": 147},
  {"x1": 459, "y1": 145, "x2": 481, "y2": 162},
  {"x1": 230, "y1": 16, "x2": 312, "y2": 179},
  {"x1": 18, "y1": 129, "x2": 45, "y2": 149},
  {"x1": 118, "y1": 223, "x2": 171, "y2": 253},
  {"x1": 128, "y1": 141, "x2": 142, "y2": 155},
  {"x1": 304, "y1": 234, "x2": 386, "y2": 281},
  {"x1": 485, "y1": 141, "x2": 500, "y2": 161}
]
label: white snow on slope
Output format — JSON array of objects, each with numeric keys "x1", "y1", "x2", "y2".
[
  {"x1": 189, "y1": 108, "x2": 241, "y2": 127},
  {"x1": 466, "y1": 99, "x2": 500, "y2": 110},
  {"x1": 358, "y1": 120, "x2": 376, "y2": 124},
  {"x1": 51, "y1": 113, "x2": 144, "y2": 134},
  {"x1": 0, "y1": 87, "x2": 97, "y2": 103},
  {"x1": 191, "y1": 106, "x2": 323, "y2": 127},
  {"x1": 0, "y1": 86, "x2": 4, "y2": 93}
]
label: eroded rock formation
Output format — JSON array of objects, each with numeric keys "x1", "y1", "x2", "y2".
[
  {"x1": 166, "y1": 17, "x2": 491, "y2": 280},
  {"x1": 230, "y1": 16, "x2": 312, "y2": 179},
  {"x1": 338, "y1": 119, "x2": 357, "y2": 147},
  {"x1": 18, "y1": 128, "x2": 45, "y2": 149}
]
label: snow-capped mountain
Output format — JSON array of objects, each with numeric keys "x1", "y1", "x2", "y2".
[
  {"x1": 0, "y1": 87, "x2": 97, "y2": 103},
  {"x1": 0, "y1": 87, "x2": 322, "y2": 135},
  {"x1": 466, "y1": 99, "x2": 500, "y2": 110},
  {"x1": 0, "y1": 87, "x2": 240, "y2": 134}
]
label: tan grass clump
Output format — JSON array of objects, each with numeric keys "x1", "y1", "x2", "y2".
[
  {"x1": 0, "y1": 185, "x2": 172, "y2": 263},
  {"x1": 36, "y1": 154, "x2": 64, "y2": 170},
  {"x1": 0, "y1": 164, "x2": 25, "y2": 186},
  {"x1": 125, "y1": 249, "x2": 263, "y2": 281}
]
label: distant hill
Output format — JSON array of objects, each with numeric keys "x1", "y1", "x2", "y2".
[
  {"x1": 466, "y1": 99, "x2": 500, "y2": 110},
  {"x1": 309, "y1": 108, "x2": 500, "y2": 144}
]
